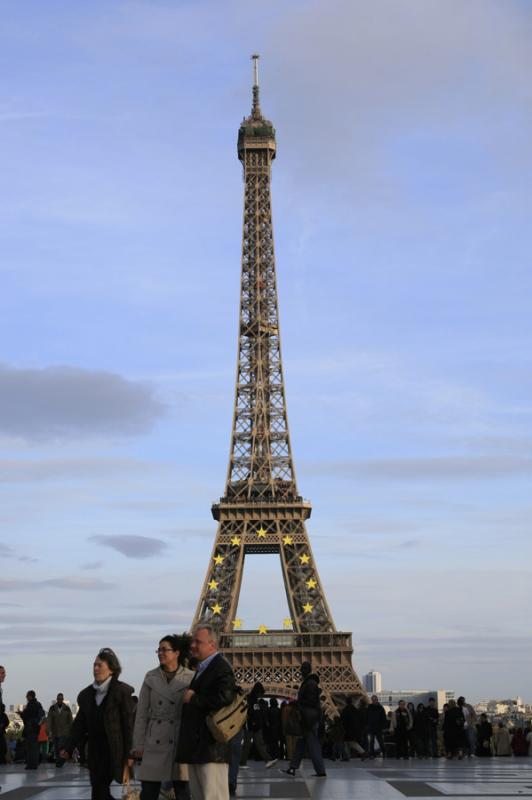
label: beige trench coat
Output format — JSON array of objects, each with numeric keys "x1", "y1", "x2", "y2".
[{"x1": 132, "y1": 665, "x2": 193, "y2": 782}]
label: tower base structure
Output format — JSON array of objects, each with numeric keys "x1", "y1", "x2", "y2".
[{"x1": 220, "y1": 630, "x2": 365, "y2": 718}]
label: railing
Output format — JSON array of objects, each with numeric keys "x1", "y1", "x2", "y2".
[{"x1": 220, "y1": 631, "x2": 353, "y2": 650}]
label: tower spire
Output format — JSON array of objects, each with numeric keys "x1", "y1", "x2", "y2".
[{"x1": 251, "y1": 53, "x2": 261, "y2": 117}]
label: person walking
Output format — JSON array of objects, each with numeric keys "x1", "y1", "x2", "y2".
[
  {"x1": 19, "y1": 690, "x2": 45, "y2": 770},
  {"x1": 267, "y1": 698, "x2": 282, "y2": 760},
  {"x1": 48, "y1": 693, "x2": 73, "y2": 767},
  {"x1": 62, "y1": 647, "x2": 134, "y2": 800},
  {"x1": 341, "y1": 696, "x2": 367, "y2": 759},
  {"x1": 176, "y1": 624, "x2": 236, "y2": 800},
  {"x1": 131, "y1": 633, "x2": 194, "y2": 800},
  {"x1": 281, "y1": 662, "x2": 326, "y2": 778}
]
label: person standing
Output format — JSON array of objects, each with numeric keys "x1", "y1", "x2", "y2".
[
  {"x1": 62, "y1": 647, "x2": 134, "y2": 800},
  {"x1": 425, "y1": 697, "x2": 440, "y2": 757},
  {"x1": 492, "y1": 722, "x2": 512, "y2": 756},
  {"x1": 390, "y1": 701, "x2": 412, "y2": 760},
  {"x1": 176, "y1": 624, "x2": 236, "y2": 800},
  {"x1": 19, "y1": 690, "x2": 44, "y2": 770},
  {"x1": 367, "y1": 695, "x2": 387, "y2": 758},
  {"x1": 526, "y1": 726, "x2": 532, "y2": 756},
  {"x1": 0, "y1": 666, "x2": 6, "y2": 709},
  {"x1": 457, "y1": 696, "x2": 477, "y2": 757},
  {"x1": 476, "y1": 714, "x2": 493, "y2": 756},
  {"x1": 443, "y1": 699, "x2": 465, "y2": 759},
  {"x1": 0, "y1": 703, "x2": 9, "y2": 764},
  {"x1": 412, "y1": 703, "x2": 430, "y2": 758},
  {"x1": 281, "y1": 662, "x2": 326, "y2": 778},
  {"x1": 48, "y1": 693, "x2": 73, "y2": 767},
  {"x1": 131, "y1": 634, "x2": 194, "y2": 800}
]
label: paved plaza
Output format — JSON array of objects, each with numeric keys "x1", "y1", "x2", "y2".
[{"x1": 1, "y1": 759, "x2": 532, "y2": 800}]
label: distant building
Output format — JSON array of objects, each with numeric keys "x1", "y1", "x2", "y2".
[
  {"x1": 363, "y1": 671, "x2": 382, "y2": 693},
  {"x1": 377, "y1": 689, "x2": 454, "y2": 711}
]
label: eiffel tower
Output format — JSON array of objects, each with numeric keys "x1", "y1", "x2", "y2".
[{"x1": 193, "y1": 56, "x2": 365, "y2": 714}]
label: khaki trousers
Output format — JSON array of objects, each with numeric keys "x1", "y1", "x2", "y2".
[{"x1": 188, "y1": 762, "x2": 229, "y2": 800}]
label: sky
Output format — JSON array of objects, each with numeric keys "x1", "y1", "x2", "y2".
[{"x1": 1, "y1": 0, "x2": 532, "y2": 707}]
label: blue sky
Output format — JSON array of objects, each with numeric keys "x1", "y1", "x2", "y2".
[{"x1": 1, "y1": 0, "x2": 531, "y2": 706}]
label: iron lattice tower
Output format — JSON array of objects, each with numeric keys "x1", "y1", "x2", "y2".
[{"x1": 193, "y1": 56, "x2": 365, "y2": 714}]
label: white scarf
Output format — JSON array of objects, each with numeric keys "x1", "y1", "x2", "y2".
[{"x1": 93, "y1": 676, "x2": 112, "y2": 706}]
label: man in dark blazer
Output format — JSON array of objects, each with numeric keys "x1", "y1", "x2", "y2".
[{"x1": 177, "y1": 624, "x2": 236, "y2": 800}]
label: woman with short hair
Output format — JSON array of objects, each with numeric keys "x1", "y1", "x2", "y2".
[
  {"x1": 62, "y1": 648, "x2": 134, "y2": 800},
  {"x1": 131, "y1": 634, "x2": 194, "y2": 800}
]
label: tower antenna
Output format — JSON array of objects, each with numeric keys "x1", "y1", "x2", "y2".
[
  {"x1": 252, "y1": 53, "x2": 259, "y2": 86},
  {"x1": 251, "y1": 53, "x2": 261, "y2": 116}
]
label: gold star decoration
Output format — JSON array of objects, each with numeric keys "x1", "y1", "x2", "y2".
[
  {"x1": 299, "y1": 553, "x2": 310, "y2": 564},
  {"x1": 306, "y1": 578, "x2": 317, "y2": 589},
  {"x1": 283, "y1": 535, "x2": 293, "y2": 546},
  {"x1": 230, "y1": 536, "x2": 241, "y2": 546},
  {"x1": 208, "y1": 579, "x2": 218, "y2": 590},
  {"x1": 211, "y1": 603, "x2": 222, "y2": 615},
  {"x1": 213, "y1": 554, "x2": 224, "y2": 565},
  {"x1": 256, "y1": 526, "x2": 267, "y2": 539},
  {"x1": 283, "y1": 617, "x2": 293, "y2": 628},
  {"x1": 232, "y1": 618, "x2": 243, "y2": 629},
  {"x1": 303, "y1": 602, "x2": 313, "y2": 614},
  {"x1": 258, "y1": 624, "x2": 268, "y2": 635}
]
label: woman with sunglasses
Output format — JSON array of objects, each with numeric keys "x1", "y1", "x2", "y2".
[
  {"x1": 61, "y1": 648, "x2": 134, "y2": 800},
  {"x1": 131, "y1": 634, "x2": 194, "y2": 800}
]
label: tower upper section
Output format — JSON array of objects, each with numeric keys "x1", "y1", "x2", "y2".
[
  {"x1": 222, "y1": 56, "x2": 299, "y2": 505},
  {"x1": 237, "y1": 54, "x2": 276, "y2": 162}
]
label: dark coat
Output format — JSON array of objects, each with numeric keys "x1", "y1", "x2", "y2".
[
  {"x1": 20, "y1": 698, "x2": 44, "y2": 738},
  {"x1": 367, "y1": 702, "x2": 387, "y2": 734},
  {"x1": 297, "y1": 673, "x2": 321, "y2": 731},
  {"x1": 48, "y1": 702, "x2": 73, "y2": 739},
  {"x1": 176, "y1": 653, "x2": 236, "y2": 764},
  {"x1": 477, "y1": 721, "x2": 493, "y2": 756},
  {"x1": 340, "y1": 704, "x2": 358, "y2": 739},
  {"x1": 68, "y1": 678, "x2": 134, "y2": 784},
  {"x1": 443, "y1": 706, "x2": 465, "y2": 752}
]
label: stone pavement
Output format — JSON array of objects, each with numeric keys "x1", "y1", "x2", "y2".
[{"x1": 1, "y1": 758, "x2": 532, "y2": 799}]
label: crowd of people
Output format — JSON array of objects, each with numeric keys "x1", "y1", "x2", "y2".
[
  {"x1": 324, "y1": 695, "x2": 532, "y2": 761},
  {"x1": 1, "y1": 654, "x2": 532, "y2": 800}
]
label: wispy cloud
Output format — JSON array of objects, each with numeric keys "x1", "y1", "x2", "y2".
[
  {"x1": 40, "y1": 577, "x2": 113, "y2": 591},
  {"x1": 89, "y1": 534, "x2": 168, "y2": 559},
  {"x1": 0, "y1": 577, "x2": 112, "y2": 592},
  {"x1": 307, "y1": 456, "x2": 532, "y2": 482},
  {"x1": 0, "y1": 365, "x2": 164, "y2": 441},
  {"x1": 0, "y1": 457, "x2": 159, "y2": 484}
]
